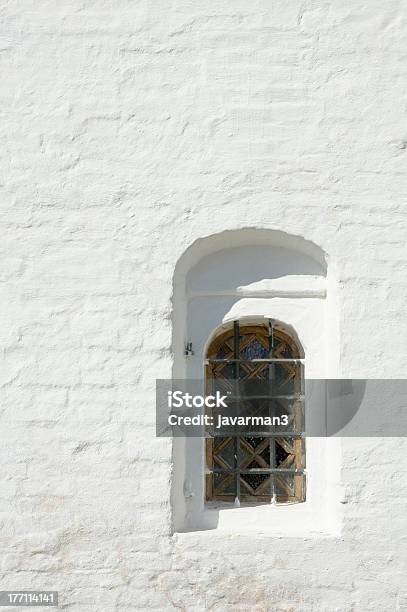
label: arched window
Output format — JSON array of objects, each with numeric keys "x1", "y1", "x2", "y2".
[{"x1": 205, "y1": 320, "x2": 305, "y2": 505}]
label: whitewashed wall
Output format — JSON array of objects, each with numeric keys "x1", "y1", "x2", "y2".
[{"x1": 2, "y1": 1, "x2": 407, "y2": 610}]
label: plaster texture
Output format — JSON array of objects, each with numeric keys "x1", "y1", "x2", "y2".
[{"x1": 2, "y1": 1, "x2": 407, "y2": 610}]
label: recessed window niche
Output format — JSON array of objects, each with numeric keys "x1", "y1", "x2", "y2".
[{"x1": 171, "y1": 229, "x2": 341, "y2": 536}]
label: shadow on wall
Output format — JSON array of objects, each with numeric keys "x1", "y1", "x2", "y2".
[{"x1": 187, "y1": 244, "x2": 325, "y2": 293}]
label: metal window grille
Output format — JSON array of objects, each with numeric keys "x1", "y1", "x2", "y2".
[{"x1": 205, "y1": 320, "x2": 306, "y2": 504}]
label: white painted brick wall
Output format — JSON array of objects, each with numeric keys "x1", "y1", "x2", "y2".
[{"x1": 2, "y1": 1, "x2": 407, "y2": 610}]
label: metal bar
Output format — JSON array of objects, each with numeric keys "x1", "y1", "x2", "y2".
[
  {"x1": 211, "y1": 431, "x2": 304, "y2": 437},
  {"x1": 206, "y1": 358, "x2": 304, "y2": 363},
  {"x1": 233, "y1": 320, "x2": 241, "y2": 504},
  {"x1": 233, "y1": 321, "x2": 240, "y2": 361},
  {"x1": 211, "y1": 468, "x2": 305, "y2": 474},
  {"x1": 268, "y1": 319, "x2": 276, "y2": 501},
  {"x1": 217, "y1": 394, "x2": 304, "y2": 400}
]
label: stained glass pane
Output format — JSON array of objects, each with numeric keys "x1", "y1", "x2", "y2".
[{"x1": 241, "y1": 338, "x2": 269, "y2": 360}]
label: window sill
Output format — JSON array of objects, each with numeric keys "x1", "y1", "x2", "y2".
[{"x1": 176, "y1": 500, "x2": 341, "y2": 538}]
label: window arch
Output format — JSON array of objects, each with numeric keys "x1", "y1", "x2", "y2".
[{"x1": 205, "y1": 319, "x2": 306, "y2": 505}]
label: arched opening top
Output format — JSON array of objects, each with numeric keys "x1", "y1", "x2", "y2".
[
  {"x1": 174, "y1": 228, "x2": 327, "y2": 280},
  {"x1": 173, "y1": 229, "x2": 327, "y2": 300},
  {"x1": 173, "y1": 228, "x2": 327, "y2": 296},
  {"x1": 206, "y1": 319, "x2": 304, "y2": 360}
]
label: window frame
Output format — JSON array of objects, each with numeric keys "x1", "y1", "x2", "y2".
[{"x1": 205, "y1": 320, "x2": 306, "y2": 506}]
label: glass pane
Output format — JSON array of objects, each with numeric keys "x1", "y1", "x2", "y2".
[
  {"x1": 240, "y1": 473, "x2": 271, "y2": 498},
  {"x1": 272, "y1": 398, "x2": 304, "y2": 433},
  {"x1": 216, "y1": 342, "x2": 230, "y2": 359},
  {"x1": 213, "y1": 472, "x2": 236, "y2": 496},
  {"x1": 210, "y1": 362, "x2": 237, "y2": 394},
  {"x1": 275, "y1": 473, "x2": 306, "y2": 503},
  {"x1": 234, "y1": 398, "x2": 304, "y2": 434},
  {"x1": 241, "y1": 337, "x2": 269, "y2": 360},
  {"x1": 238, "y1": 397, "x2": 269, "y2": 417},
  {"x1": 275, "y1": 440, "x2": 291, "y2": 468},
  {"x1": 213, "y1": 437, "x2": 236, "y2": 470},
  {"x1": 238, "y1": 362, "x2": 269, "y2": 381},
  {"x1": 240, "y1": 437, "x2": 270, "y2": 469},
  {"x1": 274, "y1": 437, "x2": 305, "y2": 469},
  {"x1": 273, "y1": 329, "x2": 301, "y2": 359},
  {"x1": 272, "y1": 362, "x2": 302, "y2": 395}
]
